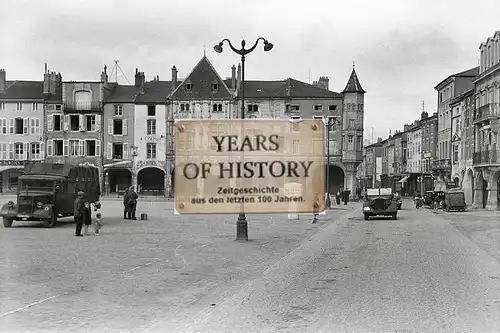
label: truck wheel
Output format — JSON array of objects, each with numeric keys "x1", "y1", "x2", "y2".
[
  {"x1": 3, "y1": 217, "x2": 13, "y2": 227},
  {"x1": 392, "y1": 213, "x2": 397, "y2": 220},
  {"x1": 364, "y1": 214, "x2": 369, "y2": 221},
  {"x1": 43, "y1": 209, "x2": 56, "y2": 228}
]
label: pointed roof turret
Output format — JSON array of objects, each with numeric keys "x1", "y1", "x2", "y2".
[{"x1": 342, "y1": 65, "x2": 366, "y2": 93}]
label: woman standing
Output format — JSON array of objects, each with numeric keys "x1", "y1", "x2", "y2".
[{"x1": 82, "y1": 201, "x2": 92, "y2": 235}]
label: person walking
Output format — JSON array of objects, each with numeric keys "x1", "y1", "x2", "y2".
[
  {"x1": 82, "y1": 201, "x2": 92, "y2": 235},
  {"x1": 74, "y1": 191, "x2": 85, "y2": 237},
  {"x1": 127, "y1": 186, "x2": 138, "y2": 220},
  {"x1": 93, "y1": 212, "x2": 103, "y2": 235},
  {"x1": 123, "y1": 188, "x2": 129, "y2": 219}
]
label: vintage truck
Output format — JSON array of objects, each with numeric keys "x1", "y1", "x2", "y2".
[
  {"x1": 1, "y1": 162, "x2": 101, "y2": 228},
  {"x1": 362, "y1": 188, "x2": 398, "y2": 220}
]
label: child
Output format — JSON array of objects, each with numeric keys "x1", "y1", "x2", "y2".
[
  {"x1": 94, "y1": 212, "x2": 103, "y2": 235},
  {"x1": 83, "y1": 201, "x2": 92, "y2": 235}
]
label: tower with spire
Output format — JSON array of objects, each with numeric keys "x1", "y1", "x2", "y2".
[{"x1": 341, "y1": 64, "x2": 366, "y2": 198}]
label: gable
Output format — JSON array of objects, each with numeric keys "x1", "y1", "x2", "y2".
[{"x1": 169, "y1": 56, "x2": 232, "y2": 100}]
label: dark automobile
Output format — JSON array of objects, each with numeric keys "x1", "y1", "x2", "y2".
[
  {"x1": 362, "y1": 188, "x2": 398, "y2": 220},
  {"x1": 0, "y1": 162, "x2": 100, "y2": 228},
  {"x1": 424, "y1": 190, "x2": 445, "y2": 208},
  {"x1": 441, "y1": 190, "x2": 466, "y2": 212}
]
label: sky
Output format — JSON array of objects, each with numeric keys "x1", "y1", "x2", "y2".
[{"x1": 1, "y1": 0, "x2": 499, "y2": 142}]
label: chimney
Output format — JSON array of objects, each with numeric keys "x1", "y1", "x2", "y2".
[
  {"x1": 172, "y1": 66, "x2": 177, "y2": 88},
  {"x1": 49, "y1": 71, "x2": 57, "y2": 95},
  {"x1": 231, "y1": 64, "x2": 236, "y2": 90},
  {"x1": 236, "y1": 64, "x2": 241, "y2": 92},
  {"x1": 420, "y1": 111, "x2": 428, "y2": 120},
  {"x1": 0, "y1": 69, "x2": 5, "y2": 94},
  {"x1": 101, "y1": 65, "x2": 108, "y2": 84},
  {"x1": 43, "y1": 65, "x2": 51, "y2": 94},
  {"x1": 135, "y1": 69, "x2": 145, "y2": 92},
  {"x1": 377, "y1": 137, "x2": 382, "y2": 143}
]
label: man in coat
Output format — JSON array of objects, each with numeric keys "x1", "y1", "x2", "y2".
[
  {"x1": 123, "y1": 188, "x2": 129, "y2": 219},
  {"x1": 74, "y1": 191, "x2": 85, "y2": 236},
  {"x1": 127, "y1": 186, "x2": 138, "y2": 220}
]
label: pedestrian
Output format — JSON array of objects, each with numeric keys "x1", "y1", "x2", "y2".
[
  {"x1": 123, "y1": 188, "x2": 129, "y2": 219},
  {"x1": 93, "y1": 212, "x2": 103, "y2": 235},
  {"x1": 74, "y1": 191, "x2": 85, "y2": 237},
  {"x1": 433, "y1": 195, "x2": 440, "y2": 213},
  {"x1": 82, "y1": 201, "x2": 92, "y2": 235},
  {"x1": 127, "y1": 186, "x2": 138, "y2": 220},
  {"x1": 343, "y1": 190, "x2": 350, "y2": 205},
  {"x1": 336, "y1": 189, "x2": 341, "y2": 205}
]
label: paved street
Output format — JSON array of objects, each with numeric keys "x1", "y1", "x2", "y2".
[
  {"x1": 0, "y1": 196, "x2": 355, "y2": 333},
  {"x1": 149, "y1": 200, "x2": 500, "y2": 333}
]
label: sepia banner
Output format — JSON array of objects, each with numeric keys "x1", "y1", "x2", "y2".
[{"x1": 174, "y1": 119, "x2": 325, "y2": 214}]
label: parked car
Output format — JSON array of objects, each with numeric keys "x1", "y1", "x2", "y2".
[
  {"x1": 441, "y1": 190, "x2": 466, "y2": 212},
  {"x1": 0, "y1": 162, "x2": 101, "y2": 228},
  {"x1": 362, "y1": 188, "x2": 398, "y2": 220}
]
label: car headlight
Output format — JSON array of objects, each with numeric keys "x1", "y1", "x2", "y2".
[
  {"x1": 44, "y1": 206, "x2": 50, "y2": 211},
  {"x1": 363, "y1": 207, "x2": 370, "y2": 211},
  {"x1": 37, "y1": 202, "x2": 43, "y2": 209}
]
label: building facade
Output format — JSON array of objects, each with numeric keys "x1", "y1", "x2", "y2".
[
  {"x1": 419, "y1": 111, "x2": 438, "y2": 193},
  {"x1": 460, "y1": 88, "x2": 475, "y2": 206},
  {"x1": 472, "y1": 31, "x2": 500, "y2": 209},
  {"x1": 0, "y1": 68, "x2": 46, "y2": 192}
]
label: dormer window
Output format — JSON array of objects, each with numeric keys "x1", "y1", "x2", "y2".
[
  {"x1": 212, "y1": 80, "x2": 219, "y2": 91},
  {"x1": 185, "y1": 80, "x2": 192, "y2": 91}
]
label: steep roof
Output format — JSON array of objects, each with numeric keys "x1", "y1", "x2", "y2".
[
  {"x1": 135, "y1": 81, "x2": 173, "y2": 103},
  {"x1": 241, "y1": 78, "x2": 343, "y2": 99},
  {"x1": 169, "y1": 55, "x2": 233, "y2": 100},
  {"x1": 44, "y1": 83, "x2": 63, "y2": 103},
  {"x1": 342, "y1": 68, "x2": 366, "y2": 93},
  {"x1": 434, "y1": 66, "x2": 479, "y2": 90},
  {"x1": 105, "y1": 85, "x2": 137, "y2": 103},
  {"x1": 0, "y1": 80, "x2": 45, "y2": 101}
]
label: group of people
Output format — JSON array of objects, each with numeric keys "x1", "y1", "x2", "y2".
[
  {"x1": 123, "y1": 186, "x2": 139, "y2": 220},
  {"x1": 74, "y1": 191, "x2": 103, "y2": 237}
]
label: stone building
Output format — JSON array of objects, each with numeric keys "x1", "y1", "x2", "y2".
[
  {"x1": 419, "y1": 111, "x2": 438, "y2": 193},
  {"x1": 458, "y1": 88, "x2": 475, "y2": 206},
  {"x1": 472, "y1": 31, "x2": 500, "y2": 210},
  {"x1": 0, "y1": 68, "x2": 46, "y2": 192}
]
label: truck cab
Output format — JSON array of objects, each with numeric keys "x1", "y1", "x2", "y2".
[{"x1": 362, "y1": 188, "x2": 398, "y2": 220}]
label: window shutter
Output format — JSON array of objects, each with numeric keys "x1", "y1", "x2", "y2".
[
  {"x1": 96, "y1": 140, "x2": 101, "y2": 157},
  {"x1": 47, "y1": 140, "x2": 53, "y2": 157},
  {"x1": 80, "y1": 140, "x2": 85, "y2": 156},
  {"x1": 63, "y1": 115, "x2": 69, "y2": 131},
  {"x1": 63, "y1": 139, "x2": 69, "y2": 156},
  {"x1": 9, "y1": 118, "x2": 14, "y2": 134},
  {"x1": 95, "y1": 115, "x2": 101, "y2": 131},
  {"x1": 36, "y1": 118, "x2": 40, "y2": 134},
  {"x1": 40, "y1": 142, "x2": 45, "y2": 160},
  {"x1": 107, "y1": 142, "x2": 112, "y2": 159},
  {"x1": 123, "y1": 118, "x2": 128, "y2": 135},
  {"x1": 23, "y1": 142, "x2": 29, "y2": 160},
  {"x1": 30, "y1": 118, "x2": 35, "y2": 134},
  {"x1": 123, "y1": 142, "x2": 129, "y2": 159},
  {"x1": 80, "y1": 115, "x2": 85, "y2": 131},
  {"x1": 23, "y1": 117, "x2": 28, "y2": 135},
  {"x1": 47, "y1": 115, "x2": 53, "y2": 132},
  {"x1": 8, "y1": 142, "x2": 14, "y2": 160},
  {"x1": 108, "y1": 119, "x2": 113, "y2": 135}
]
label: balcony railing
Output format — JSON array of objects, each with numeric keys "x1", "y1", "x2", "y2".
[
  {"x1": 473, "y1": 150, "x2": 499, "y2": 165},
  {"x1": 432, "y1": 158, "x2": 451, "y2": 170},
  {"x1": 63, "y1": 101, "x2": 102, "y2": 112},
  {"x1": 473, "y1": 103, "x2": 498, "y2": 123}
]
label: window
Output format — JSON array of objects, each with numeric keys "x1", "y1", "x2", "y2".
[
  {"x1": 212, "y1": 82, "x2": 219, "y2": 90},
  {"x1": 53, "y1": 114, "x2": 62, "y2": 131},
  {"x1": 15, "y1": 118, "x2": 23, "y2": 134},
  {"x1": 53, "y1": 140, "x2": 63, "y2": 156},
  {"x1": 147, "y1": 119, "x2": 156, "y2": 135},
  {"x1": 32, "y1": 103, "x2": 38, "y2": 110},
  {"x1": 14, "y1": 143, "x2": 24, "y2": 160},
  {"x1": 74, "y1": 90, "x2": 92, "y2": 110},
  {"x1": 86, "y1": 115, "x2": 96, "y2": 131},
  {"x1": 70, "y1": 115, "x2": 80, "y2": 131},
  {"x1": 30, "y1": 118, "x2": 40, "y2": 134},
  {"x1": 291, "y1": 105, "x2": 300, "y2": 112},
  {"x1": 212, "y1": 104, "x2": 223, "y2": 112},
  {"x1": 314, "y1": 104, "x2": 323, "y2": 111},
  {"x1": 0, "y1": 118, "x2": 6, "y2": 134},
  {"x1": 113, "y1": 119, "x2": 123, "y2": 135},
  {"x1": 146, "y1": 143, "x2": 156, "y2": 159},
  {"x1": 185, "y1": 82, "x2": 192, "y2": 90},
  {"x1": 30, "y1": 142, "x2": 40, "y2": 160},
  {"x1": 86, "y1": 140, "x2": 96, "y2": 156},
  {"x1": 453, "y1": 144, "x2": 459, "y2": 162},
  {"x1": 113, "y1": 143, "x2": 123, "y2": 159},
  {"x1": 357, "y1": 136, "x2": 362, "y2": 150},
  {"x1": 313, "y1": 116, "x2": 323, "y2": 119},
  {"x1": 180, "y1": 103, "x2": 190, "y2": 112},
  {"x1": 114, "y1": 105, "x2": 123, "y2": 116},
  {"x1": 69, "y1": 140, "x2": 80, "y2": 156},
  {"x1": 147, "y1": 105, "x2": 156, "y2": 117},
  {"x1": 349, "y1": 119, "x2": 355, "y2": 128},
  {"x1": 328, "y1": 105, "x2": 337, "y2": 111},
  {"x1": 16, "y1": 103, "x2": 22, "y2": 110},
  {"x1": 247, "y1": 104, "x2": 259, "y2": 112},
  {"x1": 348, "y1": 135, "x2": 354, "y2": 150}
]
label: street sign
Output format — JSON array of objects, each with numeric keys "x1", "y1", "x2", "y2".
[
  {"x1": 417, "y1": 176, "x2": 423, "y2": 182},
  {"x1": 174, "y1": 119, "x2": 325, "y2": 214}
]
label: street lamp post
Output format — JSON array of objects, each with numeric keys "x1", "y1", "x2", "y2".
[
  {"x1": 214, "y1": 37, "x2": 274, "y2": 241},
  {"x1": 325, "y1": 116, "x2": 338, "y2": 209}
]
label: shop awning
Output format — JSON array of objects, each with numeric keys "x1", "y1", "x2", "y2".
[{"x1": 398, "y1": 175, "x2": 410, "y2": 183}]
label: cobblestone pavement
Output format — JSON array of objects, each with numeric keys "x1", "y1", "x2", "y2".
[{"x1": 0, "y1": 197, "x2": 356, "y2": 333}]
